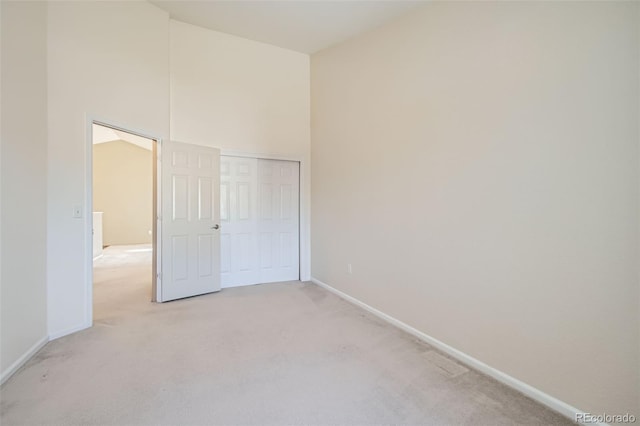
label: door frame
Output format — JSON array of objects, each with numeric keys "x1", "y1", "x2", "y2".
[
  {"x1": 85, "y1": 117, "x2": 162, "y2": 327},
  {"x1": 220, "y1": 150, "x2": 305, "y2": 283}
]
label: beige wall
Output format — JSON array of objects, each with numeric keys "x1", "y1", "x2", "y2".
[
  {"x1": 170, "y1": 20, "x2": 311, "y2": 280},
  {"x1": 311, "y1": 1, "x2": 639, "y2": 417},
  {"x1": 1, "y1": 1, "x2": 49, "y2": 379},
  {"x1": 93, "y1": 141, "x2": 152, "y2": 246}
]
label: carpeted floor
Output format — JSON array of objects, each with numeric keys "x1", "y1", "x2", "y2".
[{"x1": 0, "y1": 245, "x2": 572, "y2": 425}]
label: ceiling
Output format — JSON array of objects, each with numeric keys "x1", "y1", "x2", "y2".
[
  {"x1": 93, "y1": 124, "x2": 153, "y2": 151},
  {"x1": 150, "y1": 0, "x2": 423, "y2": 54}
]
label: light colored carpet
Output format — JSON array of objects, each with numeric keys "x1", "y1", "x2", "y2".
[{"x1": 1, "y1": 245, "x2": 572, "y2": 425}]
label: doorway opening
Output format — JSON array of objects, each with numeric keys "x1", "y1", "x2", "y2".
[{"x1": 91, "y1": 122, "x2": 158, "y2": 322}]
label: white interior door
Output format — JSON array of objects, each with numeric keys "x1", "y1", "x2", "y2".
[
  {"x1": 258, "y1": 159, "x2": 299, "y2": 283},
  {"x1": 161, "y1": 141, "x2": 221, "y2": 302},
  {"x1": 220, "y1": 157, "x2": 259, "y2": 287}
]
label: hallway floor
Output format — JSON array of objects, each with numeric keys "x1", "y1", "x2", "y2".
[{"x1": 1, "y1": 245, "x2": 571, "y2": 425}]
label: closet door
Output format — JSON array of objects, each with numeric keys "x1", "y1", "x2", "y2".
[
  {"x1": 257, "y1": 159, "x2": 300, "y2": 283},
  {"x1": 220, "y1": 156, "x2": 259, "y2": 287}
]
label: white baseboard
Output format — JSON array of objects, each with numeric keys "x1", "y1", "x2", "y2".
[
  {"x1": 0, "y1": 335, "x2": 49, "y2": 386},
  {"x1": 310, "y1": 277, "x2": 595, "y2": 425},
  {"x1": 48, "y1": 322, "x2": 89, "y2": 341}
]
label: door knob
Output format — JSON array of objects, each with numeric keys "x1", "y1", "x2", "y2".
[{"x1": 211, "y1": 224, "x2": 220, "y2": 230}]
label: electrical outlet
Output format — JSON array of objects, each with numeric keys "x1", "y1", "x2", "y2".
[{"x1": 73, "y1": 205, "x2": 82, "y2": 218}]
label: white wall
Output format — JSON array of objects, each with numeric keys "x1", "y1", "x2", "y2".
[
  {"x1": 1, "y1": 1, "x2": 49, "y2": 380},
  {"x1": 311, "y1": 1, "x2": 639, "y2": 418},
  {"x1": 45, "y1": 6, "x2": 312, "y2": 338},
  {"x1": 46, "y1": 1, "x2": 170, "y2": 338},
  {"x1": 170, "y1": 20, "x2": 311, "y2": 280}
]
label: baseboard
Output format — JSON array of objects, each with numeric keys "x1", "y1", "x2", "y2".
[
  {"x1": 48, "y1": 322, "x2": 89, "y2": 340},
  {"x1": 0, "y1": 335, "x2": 49, "y2": 386},
  {"x1": 311, "y1": 277, "x2": 595, "y2": 425}
]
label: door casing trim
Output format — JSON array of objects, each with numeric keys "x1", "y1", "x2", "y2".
[{"x1": 85, "y1": 116, "x2": 162, "y2": 327}]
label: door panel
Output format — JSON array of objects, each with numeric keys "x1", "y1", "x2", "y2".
[
  {"x1": 161, "y1": 141, "x2": 220, "y2": 301},
  {"x1": 220, "y1": 156, "x2": 299, "y2": 287},
  {"x1": 220, "y1": 156, "x2": 259, "y2": 287},
  {"x1": 257, "y1": 159, "x2": 299, "y2": 283}
]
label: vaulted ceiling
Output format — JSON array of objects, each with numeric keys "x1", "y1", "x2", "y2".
[
  {"x1": 150, "y1": 0, "x2": 422, "y2": 53},
  {"x1": 92, "y1": 124, "x2": 153, "y2": 151}
]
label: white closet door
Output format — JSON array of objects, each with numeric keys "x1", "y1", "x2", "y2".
[
  {"x1": 257, "y1": 159, "x2": 299, "y2": 283},
  {"x1": 220, "y1": 156, "x2": 259, "y2": 287}
]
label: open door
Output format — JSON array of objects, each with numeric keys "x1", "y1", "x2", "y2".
[{"x1": 160, "y1": 140, "x2": 221, "y2": 302}]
